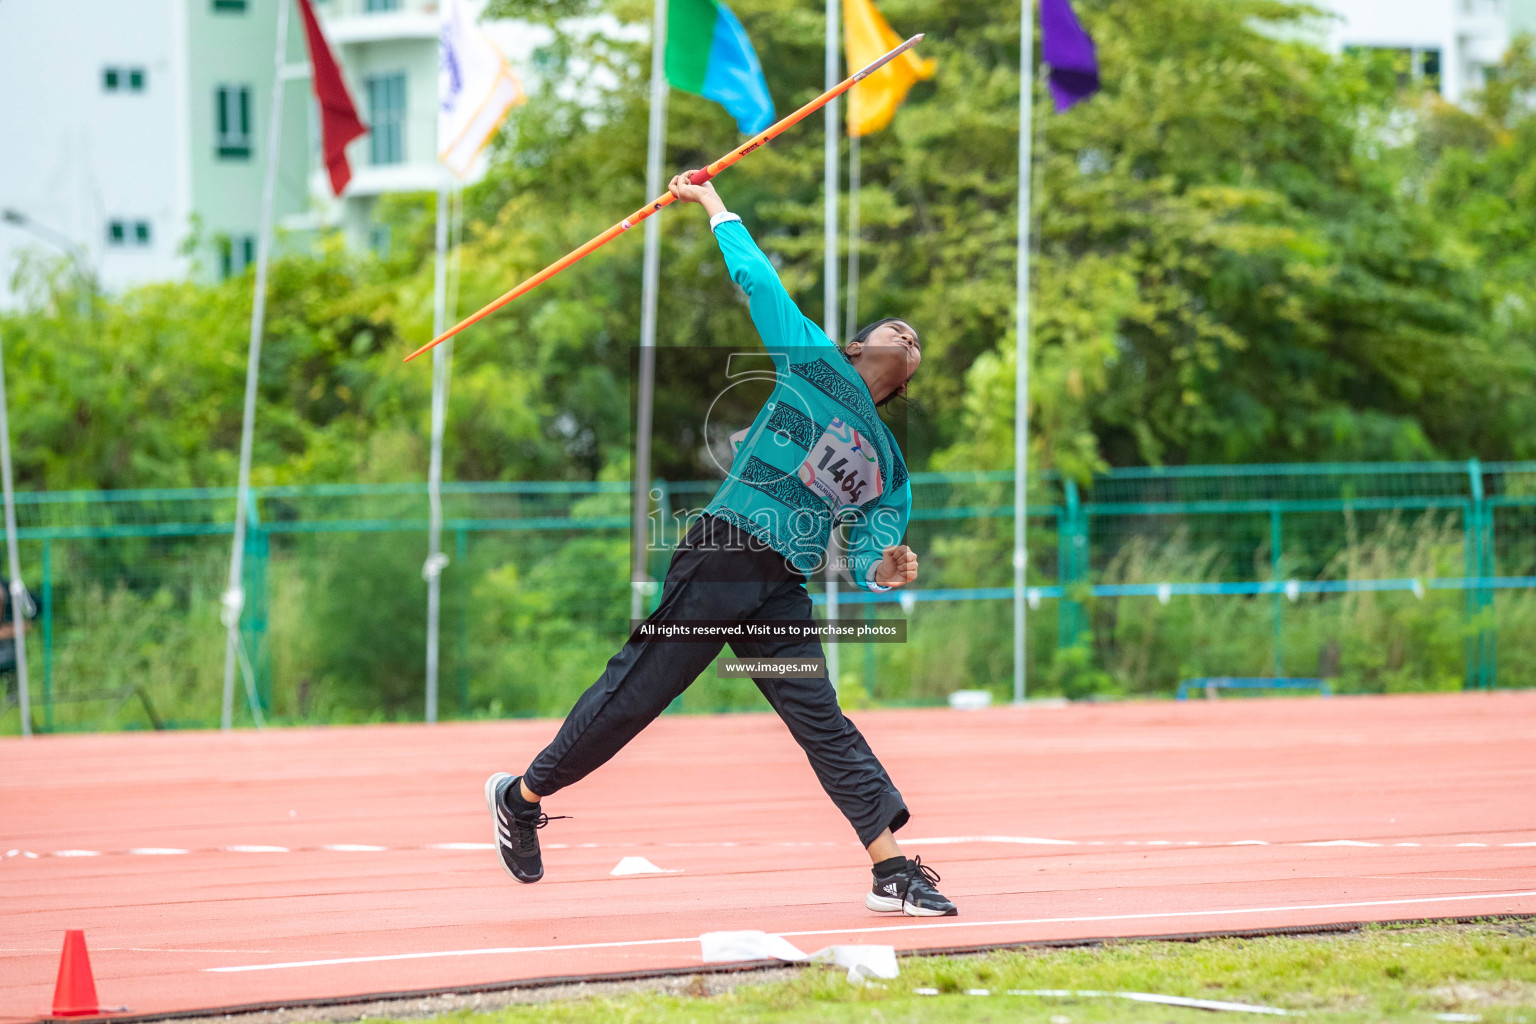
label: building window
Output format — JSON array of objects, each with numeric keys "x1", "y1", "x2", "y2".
[
  {"x1": 216, "y1": 84, "x2": 252, "y2": 159},
  {"x1": 1345, "y1": 45, "x2": 1442, "y2": 94},
  {"x1": 365, "y1": 73, "x2": 406, "y2": 166},
  {"x1": 103, "y1": 67, "x2": 147, "y2": 92},
  {"x1": 365, "y1": 0, "x2": 401, "y2": 11},
  {"x1": 369, "y1": 224, "x2": 391, "y2": 258},
  {"x1": 1419, "y1": 48, "x2": 1442, "y2": 92},
  {"x1": 212, "y1": 0, "x2": 248, "y2": 11},
  {"x1": 220, "y1": 235, "x2": 256, "y2": 279},
  {"x1": 107, "y1": 219, "x2": 152, "y2": 247}
]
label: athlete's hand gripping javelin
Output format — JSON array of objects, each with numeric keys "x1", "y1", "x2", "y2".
[{"x1": 667, "y1": 172, "x2": 728, "y2": 217}]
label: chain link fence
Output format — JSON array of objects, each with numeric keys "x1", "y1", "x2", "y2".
[{"x1": 2, "y1": 460, "x2": 1530, "y2": 733}]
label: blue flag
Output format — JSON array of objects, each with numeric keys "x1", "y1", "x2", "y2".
[{"x1": 667, "y1": 0, "x2": 775, "y2": 135}]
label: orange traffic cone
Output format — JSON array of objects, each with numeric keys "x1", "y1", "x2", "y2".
[{"x1": 50, "y1": 930, "x2": 102, "y2": 1017}]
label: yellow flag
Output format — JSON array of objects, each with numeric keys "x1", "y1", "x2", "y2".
[{"x1": 843, "y1": 0, "x2": 935, "y2": 137}]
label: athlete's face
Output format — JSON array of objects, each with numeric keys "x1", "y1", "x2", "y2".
[{"x1": 859, "y1": 320, "x2": 922, "y2": 382}]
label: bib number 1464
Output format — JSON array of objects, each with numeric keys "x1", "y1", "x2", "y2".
[{"x1": 798, "y1": 418, "x2": 882, "y2": 509}]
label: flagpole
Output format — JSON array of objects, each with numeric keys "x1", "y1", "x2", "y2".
[
  {"x1": 222, "y1": 0, "x2": 290, "y2": 731},
  {"x1": 823, "y1": 0, "x2": 841, "y2": 694},
  {"x1": 425, "y1": 178, "x2": 451, "y2": 724},
  {"x1": 844, "y1": 132, "x2": 860, "y2": 340},
  {"x1": 425, "y1": 0, "x2": 451, "y2": 728},
  {"x1": 0, "y1": 326, "x2": 31, "y2": 737},
  {"x1": 632, "y1": 0, "x2": 668, "y2": 623},
  {"x1": 1013, "y1": 0, "x2": 1034, "y2": 705}
]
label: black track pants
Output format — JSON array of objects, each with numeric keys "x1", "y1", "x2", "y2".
[{"x1": 523, "y1": 514, "x2": 909, "y2": 848}]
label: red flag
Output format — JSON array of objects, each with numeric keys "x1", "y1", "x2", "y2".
[{"x1": 295, "y1": 0, "x2": 367, "y2": 195}]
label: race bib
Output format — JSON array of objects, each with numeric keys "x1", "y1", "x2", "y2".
[{"x1": 798, "y1": 418, "x2": 883, "y2": 510}]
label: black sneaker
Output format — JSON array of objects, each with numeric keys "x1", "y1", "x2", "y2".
[
  {"x1": 485, "y1": 772, "x2": 564, "y2": 884},
  {"x1": 866, "y1": 856, "x2": 958, "y2": 917}
]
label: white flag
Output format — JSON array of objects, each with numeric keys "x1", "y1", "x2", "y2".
[{"x1": 438, "y1": 0, "x2": 525, "y2": 178}]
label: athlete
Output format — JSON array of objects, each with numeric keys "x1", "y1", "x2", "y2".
[{"x1": 485, "y1": 172, "x2": 957, "y2": 917}]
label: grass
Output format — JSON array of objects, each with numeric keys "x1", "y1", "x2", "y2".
[{"x1": 326, "y1": 922, "x2": 1536, "y2": 1024}]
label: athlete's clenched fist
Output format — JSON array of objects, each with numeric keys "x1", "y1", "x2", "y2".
[{"x1": 873, "y1": 544, "x2": 919, "y2": 589}]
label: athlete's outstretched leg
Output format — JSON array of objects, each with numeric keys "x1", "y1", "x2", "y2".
[
  {"x1": 487, "y1": 514, "x2": 785, "y2": 883},
  {"x1": 727, "y1": 580, "x2": 956, "y2": 916},
  {"x1": 523, "y1": 516, "x2": 784, "y2": 796},
  {"x1": 524, "y1": 632, "x2": 720, "y2": 795}
]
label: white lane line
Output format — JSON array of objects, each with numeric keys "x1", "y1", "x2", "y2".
[
  {"x1": 770, "y1": 890, "x2": 1536, "y2": 944},
  {"x1": 204, "y1": 889, "x2": 1536, "y2": 974},
  {"x1": 127, "y1": 947, "x2": 278, "y2": 954},
  {"x1": 207, "y1": 935, "x2": 701, "y2": 972},
  {"x1": 11, "y1": 836, "x2": 1532, "y2": 861}
]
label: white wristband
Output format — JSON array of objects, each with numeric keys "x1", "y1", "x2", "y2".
[
  {"x1": 866, "y1": 563, "x2": 892, "y2": 592},
  {"x1": 709, "y1": 211, "x2": 742, "y2": 231}
]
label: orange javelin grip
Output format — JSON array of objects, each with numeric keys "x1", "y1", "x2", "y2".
[{"x1": 404, "y1": 33, "x2": 927, "y2": 363}]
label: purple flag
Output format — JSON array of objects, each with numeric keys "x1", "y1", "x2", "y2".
[{"x1": 1040, "y1": 0, "x2": 1100, "y2": 112}]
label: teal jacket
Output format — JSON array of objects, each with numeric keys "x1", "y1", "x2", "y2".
[{"x1": 703, "y1": 214, "x2": 911, "y2": 592}]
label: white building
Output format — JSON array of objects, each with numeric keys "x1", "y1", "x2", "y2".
[
  {"x1": 309, "y1": 0, "x2": 559, "y2": 251},
  {"x1": 0, "y1": 0, "x2": 542, "y2": 308},
  {"x1": 0, "y1": 0, "x2": 311, "y2": 307},
  {"x1": 310, "y1": 0, "x2": 445, "y2": 251},
  {"x1": 1512, "y1": 0, "x2": 1536, "y2": 37},
  {"x1": 1318, "y1": 0, "x2": 1511, "y2": 104}
]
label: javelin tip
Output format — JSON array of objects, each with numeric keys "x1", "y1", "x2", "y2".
[{"x1": 853, "y1": 33, "x2": 928, "y2": 81}]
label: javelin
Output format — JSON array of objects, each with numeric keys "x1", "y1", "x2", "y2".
[{"x1": 404, "y1": 33, "x2": 926, "y2": 363}]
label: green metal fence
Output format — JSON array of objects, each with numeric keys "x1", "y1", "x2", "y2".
[{"x1": 2, "y1": 459, "x2": 1530, "y2": 732}]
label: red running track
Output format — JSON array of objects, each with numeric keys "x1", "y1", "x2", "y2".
[{"x1": 3, "y1": 692, "x2": 1535, "y2": 1020}]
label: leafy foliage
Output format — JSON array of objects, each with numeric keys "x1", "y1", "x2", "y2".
[
  {"x1": 4, "y1": 0, "x2": 1534, "y2": 491},
  {"x1": 4, "y1": 0, "x2": 1536, "y2": 726}
]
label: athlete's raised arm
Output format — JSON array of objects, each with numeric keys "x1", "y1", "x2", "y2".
[{"x1": 668, "y1": 171, "x2": 832, "y2": 355}]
